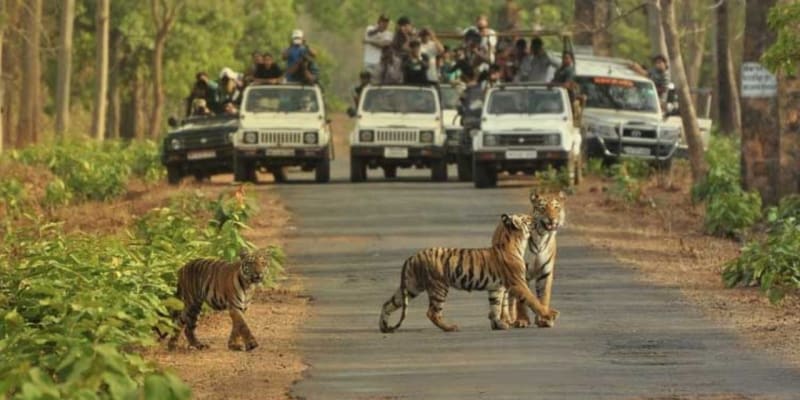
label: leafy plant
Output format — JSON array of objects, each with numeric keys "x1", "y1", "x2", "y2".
[
  {"x1": 534, "y1": 165, "x2": 571, "y2": 193},
  {"x1": 607, "y1": 162, "x2": 645, "y2": 205},
  {"x1": 705, "y1": 190, "x2": 762, "y2": 238},
  {"x1": 0, "y1": 179, "x2": 27, "y2": 217}
]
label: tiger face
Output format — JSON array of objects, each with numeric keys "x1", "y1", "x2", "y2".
[
  {"x1": 529, "y1": 191, "x2": 566, "y2": 232},
  {"x1": 239, "y1": 249, "x2": 270, "y2": 284},
  {"x1": 500, "y1": 213, "x2": 533, "y2": 238}
]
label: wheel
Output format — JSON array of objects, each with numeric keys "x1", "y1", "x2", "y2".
[
  {"x1": 473, "y1": 159, "x2": 497, "y2": 188},
  {"x1": 269, "y1": 167, "x2": 286, "y2": 183},
  {"x1": 383, "y1": 165, "x2": 397, "y2": 179},
  {"x1": 233, "y1": 156, "x2": 252, "y2": 183},
  {"x1": 431, "y1": 159, "x2": 448, "y2": 182},
  {"x1": 193, "y1": 172, "x2": 208, "y2": 182},
  {"x1": 315, "y1": 154, "x2": 331, "y2": 183},
  {"x1": 167, "y1": 166, "x2": 182, "y2": 185},
  {"x1": 456, "y1": 154, "x2": 473, "y2": 182},
  {"x1": 350, "y1": 156, "x2": 366, "y2": 182}
]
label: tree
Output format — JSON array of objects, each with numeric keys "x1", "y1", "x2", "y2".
[
  {"x1": 646, "y1": 1, "x2": 668, "y2": 58},
  {"x1": 91, "y1": 0, "x2": 110, "y2": 140},
  {"x1": 740, "y1": 0, "x2": 779, "y2": 205},
  {"x1": 573, "y1": 0, "x2": 612, "y2": 56},
  {"x1": 17, "y1": 0, "x2": 42, "y2": 146},
  {"x1": 0, "y1": 0, "x2": 7, "y2": 154},
  {"x1": 660, "y1": 0, "x2": 706, "y2": 183},
  {"x1": 715, "y1": 0, "x2": 741, "y2": 135},
  {"x1": 148, "y1": 0, "x2": 184, "y2": 139},
  {"x1": 55, "y1": 0, "x2": 75, "y2": 138}
]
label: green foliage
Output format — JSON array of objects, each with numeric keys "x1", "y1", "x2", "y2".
[
  {"x1": 607, "y1": 162, "x2": 644, "y2": 205},
  {"x1": 534, "y1": 165, "x2": 571, "y2": 193},
  {"x1": 692, "y1": 135, "x2": 740, "y2": 202},
  {"x1": 0, "y1": 179, "x2": 27, "y2": 217},
  {"x1": 585, "y1": 157, "x2": 605, "y2": 177},
  {"x1": 763, "y1": 2, "x2": 800, "y2": 75},
  {"x1": 0, "y1": 189, "x2": 282, "y2": 398}
]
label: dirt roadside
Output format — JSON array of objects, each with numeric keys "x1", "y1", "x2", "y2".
[{"x1": 567, "y1": 170, "x2": 800, "y2": 368}]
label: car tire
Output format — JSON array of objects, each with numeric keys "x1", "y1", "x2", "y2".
[
  {"x1": 473, "y1": 159, "x2": 497, "y2": 188},
  {"x1": 383, "y1": 165, "x2": 397, "y2": 179},
  {"x1": 350, "y1": 156, "x2": 366, "y2": 182},
  {"x1": 270, "y1": 167, "x2": 286, "y2": 183},
  {"x1": 234, "y1": 156, "x2": 256, "y2": 183},
  {"x1": 315, "y1": 154, "x2": 331, "y2": 183},
  {"x1": 431, "y1": 159, "x2": 448, "y2": 182},
  {"x1": 167, "y1": 166, "x2": 182, "y2": 185},
  {"x1": 456, "y1": 155, "x2": 473, "y2": 182}
]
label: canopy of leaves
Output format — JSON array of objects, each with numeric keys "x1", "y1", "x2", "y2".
[{"x1": 763, "y1": 2, "x2": 800, "y2": 74}]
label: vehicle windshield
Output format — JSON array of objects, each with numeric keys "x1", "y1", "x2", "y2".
[
  {"x1": 244, "y1": 87, "x2": 319, "y2": 113},
  {"x1": 576, "y1": 76, "x2": 659, "y2": 113},
  {"x1": 440, "y1": 87, "x2": 460, "y2": 110},
  {"x1": 486, "y1": 88, "x2": 564, "y2": 115},
  {"x1": 361, "y1": 88, "x2": 438, "y2": 114}
]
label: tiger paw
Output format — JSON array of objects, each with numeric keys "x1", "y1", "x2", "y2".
[
  {"x1": 491, "y1": 320, "x2": 510, "y2": 330},
  {"x1": 443, "y1": 325, "x2": 460, "y2": 332},
  {"x1": 189, "y1": 342, "x2": 208, "y2": 350},
  {"x1": 245, "y1": 341, "x2": 259, "y2": 351},
  {"x1": 228, "y1": 343, "x2": 244, "y2": 351},
  {"x1": 513, "y1": 319, "x2": 531, "y2": 328}
]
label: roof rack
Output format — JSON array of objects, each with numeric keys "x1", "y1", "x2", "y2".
[{"x1": 434, "y1": 29, "x2": 572, "y2": 40}]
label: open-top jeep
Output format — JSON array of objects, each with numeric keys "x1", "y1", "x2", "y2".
[
  {"x1": 161, "y1": 115, "x2": 238, "y2": 185},
  {"x1": 233, "y1": 84, "x2": 332, "y2": 183},
  {"x1": 471, "y1": 84, "x2": 582, "y2": 188},
  {"x1": 575, "y1": 55, "x2": 682, "y2": 168},
  {"x1": 347, "y1": 84, "x2": 447, "y2": 182}
]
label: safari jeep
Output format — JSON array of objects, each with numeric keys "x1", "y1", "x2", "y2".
[
  {"x1": 232, "y1": 84, "x2": 332, "y2": 183},
  {"x1": 575, "y1": 56, "x2": 681, "y2": 168},
  {"x1": 471, "y1": 84, "x2": 582, "y2": 189},
  {"x1": 161, "y1": 114, "x2": 238, "y2": 185},
  {"x1": 348, "y1": 84, "x2": 447, "y2": 182}
]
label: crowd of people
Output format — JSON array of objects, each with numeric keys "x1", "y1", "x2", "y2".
[{"x1": 185, "y1": 29, "x2": 320, "y2": 117}]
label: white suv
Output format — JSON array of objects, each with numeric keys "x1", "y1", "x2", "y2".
[
  {"x1": 471, "y1": 84, "x2": 582, "y2": 188},
  {"x1": 575, "y1": 56, "x2": 681, "y2": 168},
  {"x1": 348, "y1": 85, "x2": 447, "y2": 182},
  {"x1": 233, "y1": 84, "x2": 331, "y2": 183}
]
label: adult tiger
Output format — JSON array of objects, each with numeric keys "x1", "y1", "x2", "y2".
[
  {"x1": 167, "y1": 248, "x2": 273, "y2": 351},
  {"x1": 379, "y1": 213, "x2": 559, "y2": 333},
  {"x1": 505, "y1": 191, "x2": 566, "y2": 328}
]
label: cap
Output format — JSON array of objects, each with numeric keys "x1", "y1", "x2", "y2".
[
  {"x1": 292, "y1": 29, "x2": 304, "y2": 39},
  {"x1": 219, "y1": 67, "x2": 235, "y2": 79}
]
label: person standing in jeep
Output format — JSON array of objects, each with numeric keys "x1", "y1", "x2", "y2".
[
  {"x1": 284, "y1": 29, "x2": 319, "y2": 84},
  {"x1": 363, "y1": 14, "x2": 394, "y2": 81},
  {"x1": 629, "y1": 54, "x2": 672, "y2": 101},
  {"x1": 403, "y1": 40, "x2": 431, "y2": 85}
]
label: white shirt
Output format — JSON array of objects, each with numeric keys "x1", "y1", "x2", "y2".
[
  {"x1": 363, "y1": 25, "x2": 394, "y2": 65},
  {"x1": 420, "y1": 41, "x2": 440, "y2": 82},
  {"x1": 463, "y1": 26, "x2": 497, "y2": 64}
]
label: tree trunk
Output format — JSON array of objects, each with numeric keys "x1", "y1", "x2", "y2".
[
  {"x1": 777, "y1": 74, "x2": 800, "y2": 198},
  {"x1": 91, "y1": 0, "x2": 109, "y2": 141},
  {"x1": 646, "y1": 1, "x2": 668, "y2": 58},
  {"x1": 149, "y1": 33, "x2": 166, "y2": 139},
  {"x1": 593, "y1": 0, "x2": 612, "y2": 57},
  {"x1": 715, "y1": 0, "x2": 741, "y2": 135},
  {"x1": 55, "y1": 0, "x2": 75, "y2": 138},
  {"x1": 107, "y1": 29, "x2": 122, "y2": 140},
  {"x1": 573, "y1": 0, "x2": 594, "y2": 51},
  {"x1": 17, "y1": 0, "x2": 41, "y2": 146},
  {"x1": 740, "y1": 0, "x2": 779, "y2": 205},
  {"x1": 0, "y1": 0, "x2": 6, "y2": 154},
  {"x1": 660, "y1": 0, "x2": 706, "y2": 184},
  {"x1": 132, "y1": 68, "x2": 146, "y2": 140}
]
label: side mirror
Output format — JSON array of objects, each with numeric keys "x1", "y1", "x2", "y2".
[
  {"x1": 167, "y1": 116, "x2": 179, "y2": 128},
  {"x1": 346, "y1": 107, "x2": 357, "y2": 118}
]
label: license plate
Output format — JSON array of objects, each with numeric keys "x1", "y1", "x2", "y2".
[
  {"x1": 186, "y1": 150, "x2": 216, "y2": 160},
  {"x1": 623, "y1": 146, "x2": 651, "y2": 156},
  {"x1": 266, "y1": 148, "x2": 295, "y2": 157},
  {"x1": 505, "y1": 150, "x2": 538, "y2": 159},
  {"x1": 384, "y1": 147, "x2": 408, "y2": 159}
]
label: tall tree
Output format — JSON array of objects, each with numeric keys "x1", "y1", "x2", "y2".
[
  {"x1": 55, "y1": 0, "x2": 75, "y2": 138},
  {"x1": 740, "y1": 0, "x2": 779, "y2": 205},
  {"x1": 0, "y1": 0, "x2": 6, "y2": 154},
  {"x1": 17, "y1": 0, "x2": 42, "y2": 146},
  {"x1": 646, "y1": 1, "x2": 668, "y2": 58},
  {"x1": 148, "y1": 0, "x2": 183, "y2": 139},
  {"x1": 715, "y1": 0, "x2": 741, "y2": 135},
  {"x1": 91, "y1": 0, "x2": 110, "y2": 140},
  {"x1": 660, "y1": 0, "x2": 706, "y2": 183},
  {"x1": 573, "y1": 0, "x2": 612, "y2": 56}
]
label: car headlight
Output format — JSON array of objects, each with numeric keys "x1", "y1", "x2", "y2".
[
  {"x1": 544, "y1": 134, "x2": 561, "y2": 146},
  {"x1": 588, "y1": 124, "x2": 617, "y2": 138},
  {"x1": 170, "y1": 138, "x2": 181, "y2": 150},
  {"x1": 483, "y1": 134, "x2": 498, "y2": 147},
  {"x1": 243, "y1": 131, "x2": 258, "y2": 144},
  {"x1": 303, "y1": 131, "x2": 318, "y2": 144},
  {"x1": 359, "y1": 130, "x2": 374, "y2": 142},
  {"x1": 420, "y1": 130, "x2": 434, "y2": 143},
  {"x1": 661, "y1": 128, "x2": 680, "y2": 140}
]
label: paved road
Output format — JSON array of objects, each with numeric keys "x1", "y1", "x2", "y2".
[{"x1": 273, "y1": 161, "x2": 800, "y2": 400}]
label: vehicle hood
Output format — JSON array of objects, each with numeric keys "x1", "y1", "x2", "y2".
[
  {"x1": 482, "y1": 115, "x2": 570, "y2": 133},
  {"x1": 166, "y1": 120, "x2": 238, "y2": 139},
  {"x1": 357, "y1": 114, "x2": 441, "y2": 130},
  {"x1": 583, "y1": 108, "x2": 664, "y2": 126},
  {"x1": 241, "y1": 113, "x2": 323, "y2": 131}
]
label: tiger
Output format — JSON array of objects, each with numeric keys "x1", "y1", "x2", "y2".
[
  {"x1": 167, "y1": 248, "x2": 272, "y2": 351},
  {"x1": 379, "y1": 213, "x2": 559, "y2": 333},
  {"x1": 504, "y1": 191, "x2": 566, "y2": 328}
]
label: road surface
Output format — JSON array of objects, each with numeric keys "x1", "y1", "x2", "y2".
[{"x1": 273, "y1": 161, "x2": 800, "y2": 400}]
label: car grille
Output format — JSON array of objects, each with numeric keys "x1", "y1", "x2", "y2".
[
  {"x1": 260, "y1": 130, "x2": 303, "y2": 145},
  {"x1": 180, "y1": 133, "x2": 229, "y2": 148},
  {"x1": 376, "y1": 129, "x2": 418, "y2": 143},
  {"x1": 622, "y1": 127, "x2": 657, "y2": 139},
  {"x1": 495, "y1": 133, "x2": 557, "y2": 146}
]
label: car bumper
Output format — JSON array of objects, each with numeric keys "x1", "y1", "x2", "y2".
[
  {"x1": 350, "y1": 145, "x2": 445, "y2": 163},
  {"x1": 586, "y1": 136, "x2": 678, "y2": 160},
  {"x1": 235, "y1": 147, "x2": 327, "y2": 165},
  {"x1": 162, "y1": 147, "x2": 234, "y2": 171}
]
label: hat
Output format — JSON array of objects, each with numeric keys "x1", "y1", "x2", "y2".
[
  {"x1": 292, "y1": 29, "x2": 304, "y2": 39},
  {"x1": 219, "y1": 67, "x2": 235, "y2": 79}
]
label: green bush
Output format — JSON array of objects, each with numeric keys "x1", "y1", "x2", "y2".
[
  {"x1": 0, "y1": 189, "x2": 283, "y2": 398},
  {"x1": 534, "y1": 165, "x2": 571, "y2": 193},
  {"x1": 692, "y1": 135, "x2": 740, "y2": 202},
  {"x1": 0, "y1": 179, "x2": 27, "y2": 217},
  {"x1": 607, "y1": 162, "x2": 645, "y2": 205}
]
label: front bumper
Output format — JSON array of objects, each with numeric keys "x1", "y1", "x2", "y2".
[
  {"x1": 350, "y1": 145, "x2": 445, "y2": 164},
  {"x1": 235, "y1": 147, "x2": 328, "y2": 166},
  {"x1": 161, "y1": 147, "x2": 234, "y2": 173},
  {"x1": 586, "y1": 136, "x2": 678, "y2": 160},
  {"x1": 473, "y1": 149, "x2": 571, "y2": 172}
]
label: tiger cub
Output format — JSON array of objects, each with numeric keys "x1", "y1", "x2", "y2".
[
  {"x1": 379, "y1": 213, "x2": 559, "y2": 333},
  {"x1": 504, "y1": 191, "x2": 566, "y2": 328},
  {"x1": 168, "y1": 249, "x2": 272, "y2": 351}
]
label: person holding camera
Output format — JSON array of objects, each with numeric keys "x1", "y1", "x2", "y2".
[{"x1": 283, "y1": 29, "x2": 319, "y2": 84}]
